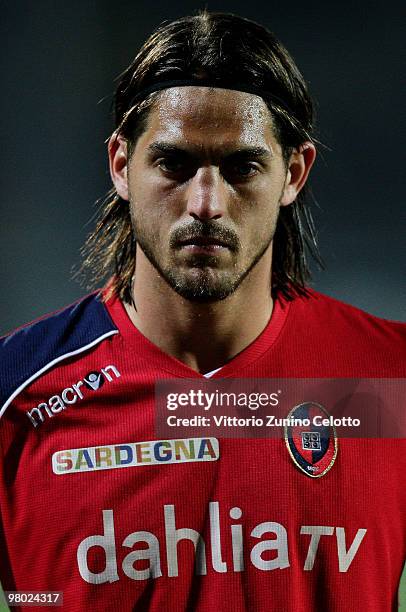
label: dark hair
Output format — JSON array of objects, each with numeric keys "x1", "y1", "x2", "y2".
[{"x1": 80, "y1": 11, "x2": 322, "y2": 302}]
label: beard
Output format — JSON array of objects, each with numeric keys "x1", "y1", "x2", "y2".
[{"x1": 131, "y1": 214, "x2": 277, "y2": 303}]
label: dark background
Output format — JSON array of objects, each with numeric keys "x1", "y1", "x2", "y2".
[{"x1": 1, "y1": 0, "x2": 404, "y2": 335}]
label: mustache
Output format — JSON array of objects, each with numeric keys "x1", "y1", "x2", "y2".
[{"x1": 169, "y1": 221, "x2": 240, "y2": 252}]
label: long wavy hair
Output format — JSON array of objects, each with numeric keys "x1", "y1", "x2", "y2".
[{"x1": 80, "y1": 11, "x2": 322, "y2": 303}]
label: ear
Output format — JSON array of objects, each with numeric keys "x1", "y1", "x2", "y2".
[
  {"x1": 280, "y1": 142, "x2": 316, "y2": 206},
  {"x1": 108, "y1": 133, "x2": 129, "y2": 201}
]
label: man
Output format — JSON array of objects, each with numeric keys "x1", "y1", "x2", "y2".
[{"x1": 0, "y1": 12, "x2": 404, "y2": 612}]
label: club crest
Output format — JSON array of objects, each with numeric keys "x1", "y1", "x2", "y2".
[{"x1": 284, "y1": 402, "x2": 337, "y2": 478}]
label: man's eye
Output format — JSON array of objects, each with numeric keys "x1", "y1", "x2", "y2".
[
  {"x1": 157, "y1": 158, "x2": 184, "y2": 173},
  {"x1": 224, "y1": 162, "x2": 259, "y2": 180}
]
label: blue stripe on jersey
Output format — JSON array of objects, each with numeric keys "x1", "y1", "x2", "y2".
[{"x1": 0, "y1": 292, "x2": 118, "y2": 416}]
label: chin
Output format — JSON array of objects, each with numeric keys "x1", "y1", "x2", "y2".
[
  {"x1": 165, "y1": 269, "x2": 239, "y2": 303},
  {"x1": 174, "y1": 288, "x2": 233, "y2": 303}
]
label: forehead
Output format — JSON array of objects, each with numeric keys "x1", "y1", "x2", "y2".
[{"x1": 141, "y1": 86, "x2": 278, "y2": 151}]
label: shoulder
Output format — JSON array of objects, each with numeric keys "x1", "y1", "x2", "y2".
[
  {"x1": 284, "y1": 288, "x2": 405, "y2": 375},
  {"x1": 295, "y1": 289, "x2": 405, "y2": 335},
  {"x1": 0, "y1": 292, "x2": 118, "y2": 417}
]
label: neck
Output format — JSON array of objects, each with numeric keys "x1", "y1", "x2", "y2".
[{"x1": 124, "y1": 247, "x2": 274, "y2": 373}]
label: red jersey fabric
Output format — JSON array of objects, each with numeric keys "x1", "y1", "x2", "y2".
[{"x1": 0, "y1": 288, "x2": 405, "y2": 611}]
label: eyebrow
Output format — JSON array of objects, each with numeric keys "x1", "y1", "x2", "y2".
[{"x1": 147, "y1": 142, "x2": 272, "y2": 160}]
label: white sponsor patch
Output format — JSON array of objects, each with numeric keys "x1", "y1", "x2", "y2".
[{"x1": 52, "y1": 437, "x2": 219, "y2": 474}]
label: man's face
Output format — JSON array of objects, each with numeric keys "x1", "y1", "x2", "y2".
[{"x1": 124, "y1": 87, "x2": 291, "y2": 302}]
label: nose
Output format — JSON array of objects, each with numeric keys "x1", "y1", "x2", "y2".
[{"x1": 185, "y1": 166, "x2": 226, "y2": 221}]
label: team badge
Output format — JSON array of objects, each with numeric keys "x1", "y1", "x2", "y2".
[{"x1": 284, "y1": 402, "x2": 337, "y2": 478}]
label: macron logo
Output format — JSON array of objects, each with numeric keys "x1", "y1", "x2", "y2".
[
  {"x1": 84, "y1": 372, "x2": 104, "y2": 391},
  {"x1": 26, "y1": 365, "x2": 121, "y2": 428}
]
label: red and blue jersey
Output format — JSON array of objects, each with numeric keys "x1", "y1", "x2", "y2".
[{"x1": 0, "y1": 288, "x2": 405, "y2": 611}]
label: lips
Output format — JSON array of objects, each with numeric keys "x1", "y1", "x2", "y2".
[
  {"x1": 170, "y1": 223, "x2": 239, "y2": 253},
  {"x1": 178, "y1": 236, "x2": 230, "y2": 248}
]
